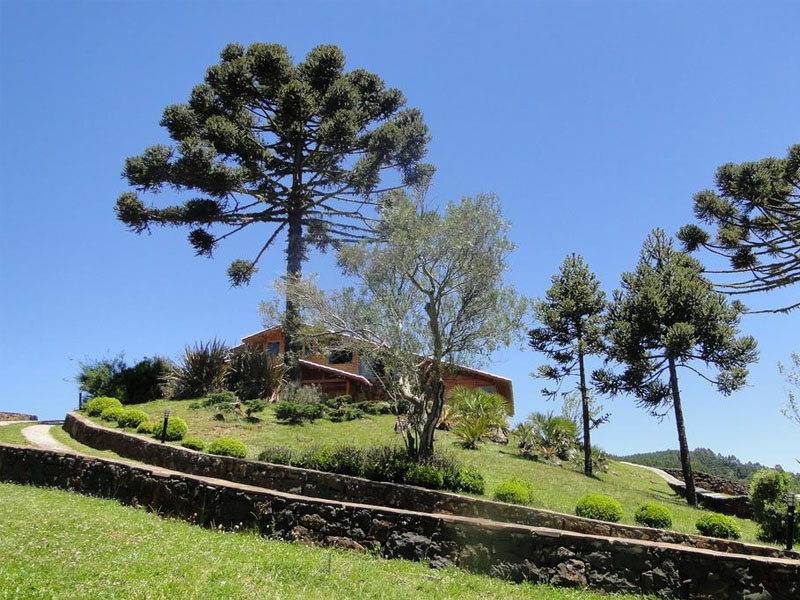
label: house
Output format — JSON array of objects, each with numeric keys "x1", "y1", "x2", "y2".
[{"x1": 240, "y1": 325, "x2": 515, "y2": 415}]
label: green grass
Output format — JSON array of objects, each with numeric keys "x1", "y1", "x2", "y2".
[
  {"x1": 49, "y1": 425, "x2": 133, "y2": 462},
  {"x1": 80, "y1": 399, "x2": 765, "y2": 545},
  {"x1": 0, "y1": 422, "x2": 33, "y2": 446},
  {"x1": 0, "y1": 482, "x2": 648, "y2": 600}
]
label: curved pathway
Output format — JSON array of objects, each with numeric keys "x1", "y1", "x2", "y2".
[
  {"x1": 21, "y1": 425, "x2": 72, "y2": 453},
  {"x1": 619, "y1": 461, "x2": 684, "y2": 486}
]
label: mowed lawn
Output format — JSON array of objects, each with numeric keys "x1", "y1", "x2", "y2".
[
  {"x1": 0, "y1": 482, "x2": 652, "y2": 600},
  {"x1": 77, "y1": 399, "x2": 766, "y2": 545}
]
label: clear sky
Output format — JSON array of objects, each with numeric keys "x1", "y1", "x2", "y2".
[{"x1": 1, "y1": 0, "x2": 798, "y2": 468}]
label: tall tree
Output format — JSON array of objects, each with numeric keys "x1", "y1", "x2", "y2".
[
  {"x1": 677, "y1": 144, "x2": 800, "y2": 313},
  {"x1": 594, "y1": 229, "x2": 758, "y2": 506},
  {"x1": 270, "y1": 190, "x2": 526, "y2": 459},
  {"x1": 114, "y1": 43, "x2": 432, "y2": 377},
  {"x1": 529, "y1": 254, "x2": 607, "y2": 476}
]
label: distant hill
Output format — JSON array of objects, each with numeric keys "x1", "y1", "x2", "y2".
[{"x1": 613, "y1": 447, "x2": 784, "y2": 482}]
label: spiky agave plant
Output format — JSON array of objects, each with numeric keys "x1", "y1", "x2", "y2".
[
  {"x1": 165, "y1": 339, "x2": 230, "y2": 399},
  {"x1": 226, "y1": 345, "x2": 287, "y2": 401}
]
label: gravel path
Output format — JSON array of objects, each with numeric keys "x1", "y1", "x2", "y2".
[
  {"x1": 21, "y1": 425, "x2": 73, "y2": 453},
  {"x1": 619, "y1": 461, "x2": 684, "y2": 486}
]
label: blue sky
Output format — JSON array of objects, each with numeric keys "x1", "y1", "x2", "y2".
[{"x1": 1, "y1": 0, "x2": 798, "y2": 468}]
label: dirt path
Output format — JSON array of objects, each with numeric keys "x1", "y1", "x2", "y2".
[
  {"x1": 619, "y1": 461, "x2": 684, "y2": 486},
  {"x1": 21, "y1": 425, "x2": 73, "y2": 453}
]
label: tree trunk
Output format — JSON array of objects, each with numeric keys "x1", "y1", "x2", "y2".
[
  {"x1": 578, "y1": 348, "x2": 592, "y2": 477},
  {"x1": 668, "y1": 357, "x2": 697, "y2": 506},
  {"x1": 417, "y1": 376, "x2": 445, "y2": 459},
  {"x1": 284, "y1": 210, "x2": 304, "y2": 383}
]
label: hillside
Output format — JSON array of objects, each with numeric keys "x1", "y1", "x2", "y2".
[
  {"x1": 0, "y1": 482, "x2": 646, "y2": 600},
  {"x1": 75, "y1": 399, "x2": 767, "y2": 545},
  {"x1": 614, "y1": 447, "x2": 789, "y2": 482}
]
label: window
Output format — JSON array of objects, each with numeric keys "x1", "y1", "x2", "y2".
[
  {"x1": 267, "y1": 341, "x2": 280, "y2": 356},
  {"x1": 358, "y1": 361, "x2": 375, "y2": 379},
  {"x1": 481, "y1": 385, "x2": 496, "y2": 394},
  {"x1": 328, "y1": 349, "x2": 353, "y2": 364}
]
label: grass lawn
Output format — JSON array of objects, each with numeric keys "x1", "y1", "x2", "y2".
[
  {"x1": 0, "y1": 482, "x2": 650, "y2": 600},
  {"x1": 50, "y1": 424, "x2": 133, "y2": 462},
  {"x1": 79, "y1": 399, "x2": 765, "y2": 545},
  {"x1": 0, "y1": 422, "x2": 33, "y2": 446}
]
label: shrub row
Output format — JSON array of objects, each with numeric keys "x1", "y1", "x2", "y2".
[
  {"x1": 273, "y1": 387, "x2": 392, "y2": 425},
  {"x1": 257, "y1": 444, "x2": 484, "y2": 494},
  {"x1": 82, "y1": 398, "x2": 189, "y2": 442}
]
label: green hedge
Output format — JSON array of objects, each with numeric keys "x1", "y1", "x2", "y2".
[
  {"x1": 634, "y1": 503, "x2": 673, "y2": 528},
  {"x1": 575, "y1": 493, "x2": 623, "y2": 522},
  {"x1": 493, "y1": 478, "x2": 534, "y2": 505},
  {"x1": 181, "y1": 437, "x2": 206, "y2": 452},
  {"x1": 150, "y1": 416, "x2": 188, "y2": 441},
  {"x1": 84, "y1": 397, "x2": 122, "y2": 417},
  {"x1": 100, "y1": 407, "x2": 125, "y2": 423},
  {"x1": 207, "y1": 437, "x2": 247, "y2": 458},
  {"x1": 117, "y1": 409, "x2": 150, "y2": 429},
  {"x1": 695, "y1": 513, "x2": 741, "y2": 539}
]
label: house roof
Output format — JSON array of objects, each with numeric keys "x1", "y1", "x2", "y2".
[{"x1": 298, "y1": 359, "x2": 372, "y2": 386}]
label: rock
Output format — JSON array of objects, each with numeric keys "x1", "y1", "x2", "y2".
[
  {"x1": 325, "y1": 536, "x2": 366, "y2": 552},
  {"x1": 552, "y1": 559, "x2": 587, "y2": 587},
  {"x1": 488, "y1": 427, "x2": 509, "y2": 444},
  {"x1": 300, "y1": 513, "x2": 327, "y2": 531},
  {"x1": 386, "y1": 531, "x2": 433, "y2": 561},
  {"x1": 213, "y1": 413, "x2": 225, "y2": 421}
]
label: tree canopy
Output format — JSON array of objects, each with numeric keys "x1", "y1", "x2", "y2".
[
  {"x1": 677, "y1": 144, "x2": 800, "y2": 313},
  {"x1": 114, "y1": 42, "x2": 432, "y2": 373},
  {"x1": 594, "y1": 229, "x2": 758, "y2": 504},
  {"x1": 270, "y1": 190, "x2": 526, "y2": 458},
  {"x1": 529, "y1": 253, "x2": 607, "y2": 476}
]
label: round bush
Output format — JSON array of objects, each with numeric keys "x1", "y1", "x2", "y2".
[
  {"x1": 451, "y1": 465, "x2": 486, "y2": 495},
  {"x1": 749, "y1": 468, "x2": 799, "y2": 543},
  {"x1": 634, "y1": 503, "x2": 673, "y2": 528},
  {"x1": 696, "y1": 513, "x2": 741, "y2": 540},
  {"x1": 181, "y1": 437, "x2": 206, "y2": 452},
  {"x1": 207, "y1": 437, "x2": 247, "y2": 458},
  {"x1": 84, "y1": 396, "x2": 122, "y2": 417},
  {"x1": 493, "y1": 478, "x2": 534, "y2": 505},
  {"x1": 575, "y1": 494, "x2": 623, "y2": 522},
  {"x1": 150, "y1": 416, "x2": 188, "y2": 441},
  {"x1": 117, "y1": 409, "x2": 149, "y2": 429},
  {"x1": 405, "y1": 464, "x2": 445, "y2": 489},
  {"x1": 100, "y1": 406, "x2": 125, "y2": 423},
  {"x1": 258, "y1": 445, "x2": 298, "y2": 465},
  {"x1": 136, "y1": 421, "x2": 154, "y2": 434}
]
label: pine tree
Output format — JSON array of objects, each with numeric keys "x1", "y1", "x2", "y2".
[
  {"x1": 594, "y1": 229, "x2": 758, "y2": 505},
  {"x1": 114, "y1": 43, "x2": 432, "y2": 377},
  {"x1": 529, "y1": 254, "x2": 607, "y2": 476}
]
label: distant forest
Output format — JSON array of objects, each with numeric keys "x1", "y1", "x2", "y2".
[{"x1": 613, "y1": 447, "x2": 790, "y2": 482}]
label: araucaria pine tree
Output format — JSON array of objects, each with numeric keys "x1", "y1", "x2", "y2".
[
  {"x1": 594, "y1": 229, "x2": 758, "y2": 506},
  {"x1": 114, "y1": 43, "x2": 431, "y2": 377},
  {"x1": 529, "y1": 254, "x2": 607, "y2": 477}
]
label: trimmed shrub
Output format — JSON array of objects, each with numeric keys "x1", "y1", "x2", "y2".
[
  {"x1": 117, "y1": 409, "x2": 149, "y2": 429},
  {"x1": 274, "y1": 400, "x2": 325, "y2": 424},
  {"x1": 405, "y1": 464, "x2": 445, "y2": 489},
  {"x1": 207, "y1": 390, "x2": 237, "y2": 405},
  {"x1": 84, "y1": 396, "x2": 123, "y2": 417},
  {"x1": 136, "y1": 421, "x2": 154, "y2": 434},
  {"x1": 257, "y1": 445, "x2": 298, "y2": 466},
  {"x1": 100, "y1": 406, "x2": 125, "y2": 423},
  {"x1": 575, "y1": 494, "x2": 623, "y2": 522},
  {"x1": 749, "y1": 468, "x2": 799, "y2": 543},
  {"x1": 150, "y1": 416, "x2": 188, "y2": 441},
  {"x1": 634, "y1": 503, "x2": 673, "y2": 528},
  {"x1": 696, "y1": 513, "x2": 741, "y2": 539},
  {"x1": 181, "y1": 437, "x2": 206, "y2": 451},
  {"x1": 493, "y1": 478, "x2": 534, "y2": 505},
  {"x1": 448, "y1": 465, "x2": 486, "y2": 495},
  {"x1": 208, "y1": 437, "x2": 247, "y2": 459},
  {"x1": 328, "y1": 406, "x2": 364, "y2": 422},
  {"x1": 362, "y1": 445, "x2": 412, "y2": 483}
]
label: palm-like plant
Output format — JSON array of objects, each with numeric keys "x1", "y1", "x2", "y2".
[
  {"x1": 449, "y1": 386, "x2": 510, "y2": 449},
  {"x1": 164, "y1": 339, "x2": 230, "y2": 399},
  {"x1": 516, "y1": 411, "x2": 578, "y2": 461}
]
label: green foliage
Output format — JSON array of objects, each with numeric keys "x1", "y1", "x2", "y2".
[
  {"x1": 516, "y1": 411, "x2": 578, "y2": 461},
  {"x1": 449, "y1": 387, "x2": 509, "y2": 449},
  {"x1": 164, "y1": 340, "x2": 229, "y2": 400},
  {"x1": 749, "y1": 468, "x2": 800, "y2": 543},
  {"x1": 181, "y1": 437, "x2": 206, "y2": 452},
  {"x1": 117, "y1": 409, "x2": 150, "y2": 429},
  {"x1": 84, "y1": 396, "x2": 123, "y2": 417},
  {"x1": 227, "y1": 345, "x2": 287, "y2": 400},
  {"x1": 615, "y1": 447, "x2": 770, "y2": 482},
  {"x1": 493, "y1": 478, "x2": 534, "y2": 505},
  {"x1": 150, "y1": 416, "x2": 188, "y2": 441},
  {"x1": 77, "y1": 355, "x2": 172, "y2": 404},
  {"x1": 444, "y1": 465, "x2": 486, "y2": 495},
  {"x1": 677, "y1": 144, "x2": 800, "y2": 314},
  {"x1": 695, "y1": 513, "x2": 741, "y2": 539},
  {"x1": 136, "y1": 421, "x2": 154, "y2": 434},
  {"x1": 207, "y1": 390, "x2": 237, "y2": 404},
  {"x1": 207, "y1": 437, "x2": 247, "y2": 459},
  {"x1": 634, "y1": 503, "x2": 673, "y2": 528},
  {"x1": 405, "y1": 464, "x2": 444, "y2": 489},
  {"x1": 257, "y1": 445, "x2": 298, "y2": 466},
  {"x1": 274, "y1": 383, "x2": 326, "y2": 424},
  {"x1": 100, "y1": 407, "x2": 125, "y2": 423},
  {"x1": 575, "y1": 493, "x2": 623, "y2": 522}
]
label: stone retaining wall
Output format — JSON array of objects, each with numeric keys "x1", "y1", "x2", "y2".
[
  {"x1": 1, "y1": 444, "x2": 798, "y2": 599},
  {"x1": 662, "y1": 468, "x2": 749, "y2": 496},
  {"x1": 63, "y1": 412, "x2": 794, "y2": 561}
]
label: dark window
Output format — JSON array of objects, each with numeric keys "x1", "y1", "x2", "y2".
[
  {"x1": 328, "y1": 349, "x2": 353, "y2": 364},
  {"x1": 267, "y1": 341, "x2": 280, "y2": 356},
  {"x1": 481, "y1": 385, "x2": 496, "y2": 394}
]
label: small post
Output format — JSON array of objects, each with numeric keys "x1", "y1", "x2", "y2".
[
  {"x1": 787, "y1": 492, "x2": 796, "y2": 552},
  {"x1": 161, "y1": 408, "x2": 170, "y2": 444},
  {"x1": 78, "y1": 392, "x2": 83, "y2": 410}
]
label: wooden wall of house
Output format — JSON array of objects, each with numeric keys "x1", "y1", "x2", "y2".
[{"x1": 243, "y1": 329, "x2": 362, "y2": 375}]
